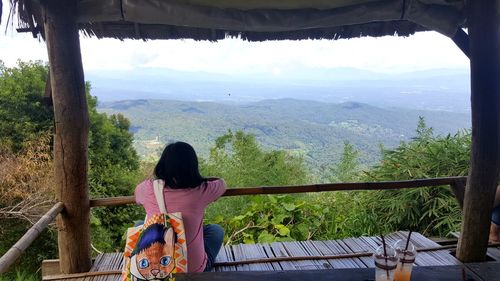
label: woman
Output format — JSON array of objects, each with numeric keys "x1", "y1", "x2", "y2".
[
  {"x1": 490, "y1": 185, "x2": 500, "y2": 242},
  {"x1": 135, "y1": 141, "x2": 226, "y2": 272}
]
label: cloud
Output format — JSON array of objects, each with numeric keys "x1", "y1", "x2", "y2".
[{"x1": 72, "y1": 33, "x2": 471, "y2": 74}]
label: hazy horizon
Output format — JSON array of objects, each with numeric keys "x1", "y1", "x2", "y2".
[{"x1": 89, "y1": 67, "x2": 471, "y2": 113}]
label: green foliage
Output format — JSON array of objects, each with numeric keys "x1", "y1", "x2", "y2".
[
  {"x1": 201, "y1": 130, "x2": 308, "y2": 187},
  {"x1": 356, "y1": 117, "x2": 471, "y2": 236},
  {"x1": 201, "y1": 130, "x2": 312, "y2": 243},
  {"x1": 0, "y1": 61, "x2": 142, "y2": 267},
  {"x1": 99, "y1": 99, "x2": 471, "y2": 177},
  {"x1": 0, "y1": 269, "x2": 39, "y2": 281},
  {"x1": 86, "y1": 85, "x2": 142, "y2": 250},
  {"x1": 215, "y1": 194, "x2": 331, "y2": 244},
  {"x1": 327, "y1": 141, "x2": 361, "y2": 183},
  {"x1": 304, "y1": 191, "x2": 381, "y2": 239},
  {"x1": 204, "y1": 119, "x2": 471, "y2": 243},
  {"x1": 0, "y1": 60, "x2": 53, "y2": 152},
  {"x1": 0, "y1": 220, "x2": 57, "y2": 279}
]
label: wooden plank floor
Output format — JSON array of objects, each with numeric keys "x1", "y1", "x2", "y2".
[
  {"x1": 450, "y1": 231, "x2": 500, "y2": 261},
  {"x1": 44, "y1": 231, "x2": 479, "y2": 281}
]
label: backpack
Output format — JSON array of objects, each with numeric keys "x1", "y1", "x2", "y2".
[{"x1": 122, "y1": 180, "x2": 188, "y2": 281}]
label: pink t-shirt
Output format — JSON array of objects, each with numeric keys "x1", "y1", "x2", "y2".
[{"x1": 135, "y1": 179, "x2": 226, "y2": 272}]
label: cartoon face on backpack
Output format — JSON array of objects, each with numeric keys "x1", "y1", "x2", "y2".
[{"x1": 129, "y1": 223, "x2": 176, "y2": 280}]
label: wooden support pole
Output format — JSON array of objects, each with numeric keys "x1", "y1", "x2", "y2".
[
  {"x1": 42, "y1": 0, "x2": 92, "y2": 273},
  {"x1": 450, "y1": 178, "x2": 466, "y2": 210},
  {"x1": 457, "y1": 0, "x2": 500, "y2": 262}
]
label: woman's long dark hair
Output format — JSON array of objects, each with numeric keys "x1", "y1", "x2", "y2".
[{"x1": 154, "y1": 142, "x2": 205, "y2": 189}]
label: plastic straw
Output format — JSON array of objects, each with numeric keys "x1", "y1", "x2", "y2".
[
  {"x1": 381, "y1": 234, "x2": 390, "y2": 281},
  {"x1": 400, "y1": 230, "x2": 413, "y2": 270},
  {"x1": 404, "y1": 231, "x2": 413, "y2": 251}
]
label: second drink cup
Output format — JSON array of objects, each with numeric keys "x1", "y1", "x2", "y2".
[{"x1": 393, "y1": 239, "x2": 417, "y2": 281}]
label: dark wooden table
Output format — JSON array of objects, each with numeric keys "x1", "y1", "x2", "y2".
[
  {"x1": 466, "y1": 261, "x2": 500, "y2": 281},
  {"x1": 175, "y1": 265, "x2": 491, "y2": 281}
]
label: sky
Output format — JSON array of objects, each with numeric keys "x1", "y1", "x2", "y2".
[{"x1": 0, "y1": 6, "x2": 470, "y2": 76}]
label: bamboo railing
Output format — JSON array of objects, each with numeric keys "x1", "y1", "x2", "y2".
[
  {"x1": 90, "y1": 176, "x2": 467, "y2": 208},
  {"x1": 0, "y1": 202, "x2": 64, "y2": 274}
]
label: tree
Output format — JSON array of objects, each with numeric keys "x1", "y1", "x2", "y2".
[
  {"x1": 0, "y1": 135, "x2": 57, "y2": 276},
  {"x1": 358, "y1": 118, "x2": 471, "y2": 236},
  {"x1": 201, "y1": 130, "x2": 311, "y2": 243},
  {"x1": 201, "y1": 130, "x2": 309, "y2": 187},
  {"x1": 0, "y1": 60, "x2": 53, "y2": 152},
  {"x1": 327, "y1": 141, "x2": 360, "y2": 183},
  {"x1": 85, "y1": 84, "x2": 142, "y2": 249},
  {"x1": 0, "y1": 61, "x2": 142, "y2": 259}
]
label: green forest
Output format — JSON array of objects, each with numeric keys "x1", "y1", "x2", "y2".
[
  {"x1": 99, "y1": 97, "x2": 470, "y2": 172},
  {"x1": 0, "y1": 61, "x2": 470, "y2": 279}
]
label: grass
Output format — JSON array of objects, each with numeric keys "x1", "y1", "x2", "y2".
[{"x1": 0, "y1": 270, "x2": 39, "y2": 281}]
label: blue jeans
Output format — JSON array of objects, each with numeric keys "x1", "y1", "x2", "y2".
[
  {"x1": 492, "y1": 205, "x2": 500, "y2": 225},
  {"x1": 203, "y1": 224, "x2": 224, "y2": 272}
]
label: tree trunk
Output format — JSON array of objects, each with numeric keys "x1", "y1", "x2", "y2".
[
  {"x1": 42, "y1": 0, "x2": 92, "y2": 273},
  {"x1": 456, "y1": 0, "x2": 500, "y2": 262}
]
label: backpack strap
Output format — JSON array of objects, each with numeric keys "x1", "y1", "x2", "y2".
[{"x1": 153, "y1": 179, "x2": 168, "y2": 214}]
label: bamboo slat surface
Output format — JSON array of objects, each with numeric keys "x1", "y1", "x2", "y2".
[{"x1": 44, "y1": 231, "x2": 493, "y2": 281}]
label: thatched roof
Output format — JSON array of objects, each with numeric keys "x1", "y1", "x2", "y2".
[{"x1": 4, "y1": 0, "x2": 466, "y2": 41}]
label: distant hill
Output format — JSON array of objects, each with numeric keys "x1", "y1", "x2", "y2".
[
  {"x1": 87, "y1": 67, "x2": 470, "y2": 112},
  {"x1": 98, "y1": 99, "x2": 471, "y2": 173}
]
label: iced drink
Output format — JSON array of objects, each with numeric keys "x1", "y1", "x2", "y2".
[
  {"x1": 393, "y1": 239, "x2": 417, "y2": 281},
  {"x1": 394, "y1": 265, "x2": 412, "y2": 281},
  {"x1": 373, "y1": 245, "x2": 398, "y2": 281}
]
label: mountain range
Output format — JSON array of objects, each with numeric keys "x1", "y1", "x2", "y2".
[{"x1": 98, "y1": 98, "x2": 471, "y2": 173}]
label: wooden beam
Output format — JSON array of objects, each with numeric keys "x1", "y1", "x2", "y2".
[
  {"x1": 43, "y1": 70, "x2": 53, "y2": 106},
  {"x1": 0, "y1": 203, "x2": 64, "y2": 274},
  {"x1": 41, "y1": 0, "x2": 92, "y2": 273},
  {"x1": 451, "y1": 28, "x2": 470, "y2": 59},
  {"x1": 457, "y1": 0, "x2": 500, "y2": 262},
  {"x1": 134, "y1": 23, "x2": 141, "y2": 39},
  {"x1": 90, "y1": 177, "x2": 466, "y2": 207},
  {"x1": 41, "y1": 259, "x2": 61, "y2": 277},
  {"x1": 450, "y1": 178, "x2": 466, "y2": 209}
]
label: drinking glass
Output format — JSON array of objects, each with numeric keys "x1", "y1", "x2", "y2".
[
  {"x1": 373, "y1": 244, "x2": 398, "y2": 281},
  {"x1": 393, "y1": 239, "x2": 417, "y2": 281}
]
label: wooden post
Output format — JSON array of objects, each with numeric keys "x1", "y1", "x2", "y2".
[
  {"x1": 450, "y1": 179, "x2": 466, "y2": 210},
  {"x1": 456, "y1": 0, "x2": 500, "y2": 262},
  {"x1": 42, "y1": 0, "x2": 92, "y2": 273}
]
